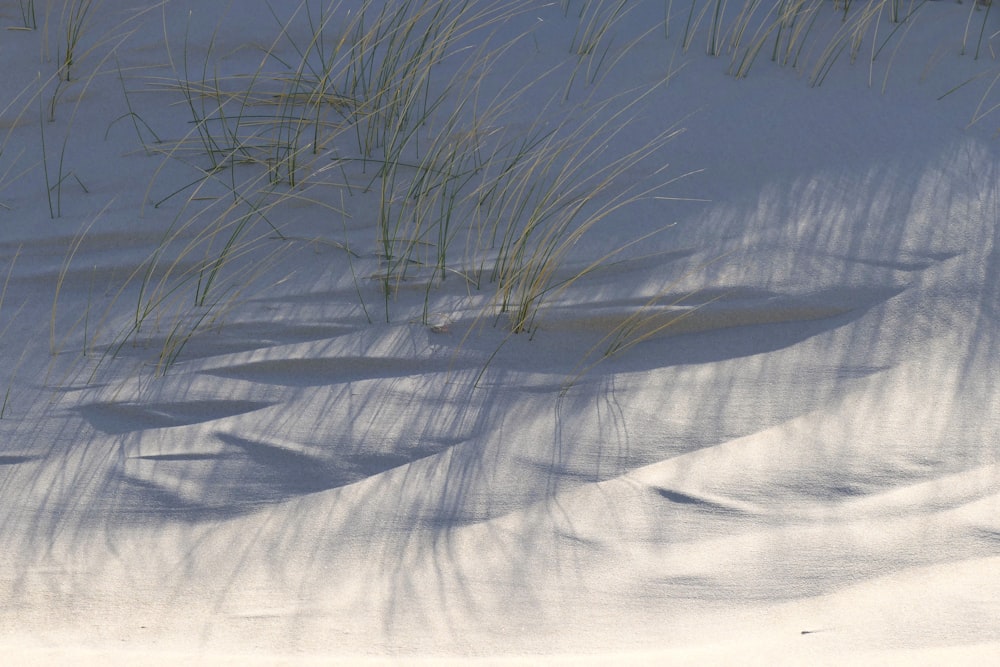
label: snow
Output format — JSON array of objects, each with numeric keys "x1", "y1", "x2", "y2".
[{"x1": 1, "y1": 0, "x2": 999, "y2": 663}]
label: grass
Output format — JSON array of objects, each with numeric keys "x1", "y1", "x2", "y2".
[
  {"x1": 59, "y1": 0, "x2": 96, "y2": 81},
  {"x1": 0, "y1": 246, "x2": 26, "y2": 419},
  {"x1": 17, "y1": 0, "x2": 37, "y2": 30},
  {"x1": 119, "y1": 0, "x2": 681, "y2": 353},
  {"x1": 486, "y1": 86, "x2": 685, "y2": 334},
  {"x1": 674, "y1": 0, "x2": 994, "y2": 86},
  {"x1": 0, "y1": 1, "x2": 168, "y2": 217},
  {"x1": 4, "y1": 0, "x2": 998, "y2": 384}
]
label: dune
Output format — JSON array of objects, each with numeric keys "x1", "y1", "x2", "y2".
[{"x1": 1, "y1": 0, "x2": 998, "y2": 663}]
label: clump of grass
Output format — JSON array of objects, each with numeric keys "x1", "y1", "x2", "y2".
[
  {"x1": 58, "y1": 0, "x2": 640, "y2": 370},
  {"x1": 4, "y1": 0, "x2": 664, "y2": 390},
  {"x1": 91, "y1": 0, "x2": 692, "y2": 374},
  {"x1": 59, "y1": 0, "x2": 96, "y2": 82},
  {"x1": 676, "y1": 0, "x2": 975, "y2": 86},
  {"x1": 485, "y1": 85, "x2": 685, "y2": 334},
  {"x1": 563, "y1": 0, "x2": 632, "y2": 90},
  {"x1": 728, "y1": 0, "x2": 824, "y2": 78}
]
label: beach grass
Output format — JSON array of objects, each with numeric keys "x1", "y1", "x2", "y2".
[{"x1": 5, "y1": 0, "x2": 998, "y2": 379}]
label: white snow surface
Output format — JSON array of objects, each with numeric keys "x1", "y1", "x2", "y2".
[{"x1": 1, "y1": 0, "x2": 999, "y2": 664}]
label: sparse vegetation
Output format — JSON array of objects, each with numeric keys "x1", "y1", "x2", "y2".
[
  {"x1": 1, "y1": 0, "x2": 998, "y2": 380},
  {"x1": 95, "y1": 0, "x2": 686, "y2": 373}
]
